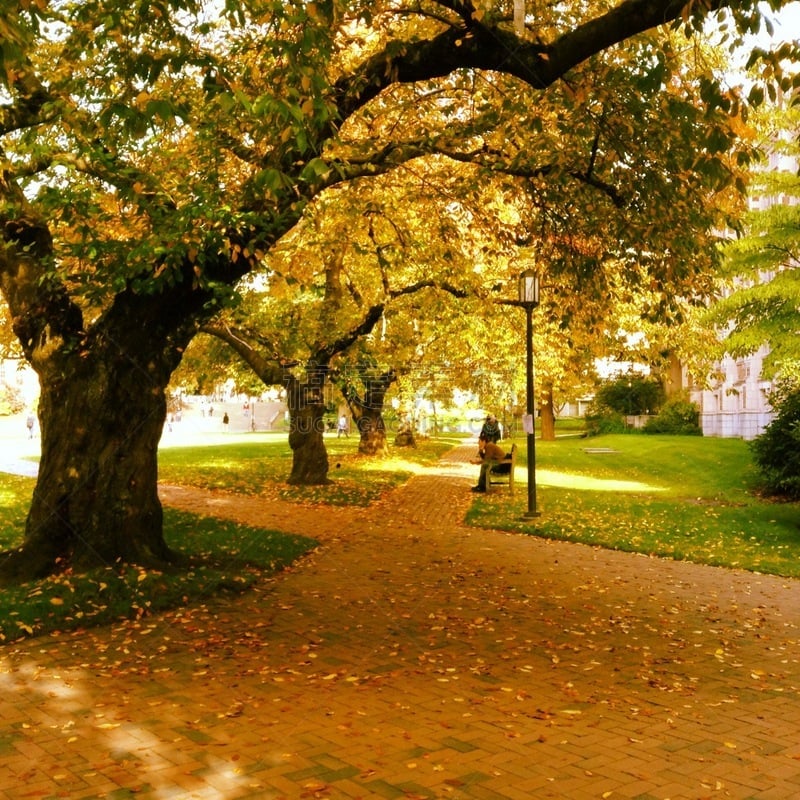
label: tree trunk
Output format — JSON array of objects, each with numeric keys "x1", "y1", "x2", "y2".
[
  {"x1": 1, "y1": 309, "x2": 187, "y2": 582},
  {"x1": 663, "y1": 351, "x2": 684, "y2": 397},
  {"x1": 345, "y1": 369, "x2": 394, "y2": 456},
  {"x1": 286, "y1": 375, "x2": 330, "y2": 485},
  {"x1": 540, "y1": 383, "x2": 556, "y2": 441},
  {"x1": 199, "y1": 327, "x2": 333, "y2": 486},
  {"x1": 357, "y1": 406, "x2": 389, "y2": 455},
  {"x1": 20, "y1": 360, "x2": 172, "y2": 578}
]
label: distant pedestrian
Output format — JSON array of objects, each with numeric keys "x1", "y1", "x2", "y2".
[
  {"x1": 337, "y1": 414, "x2": 348, "y2": 437},
  {"x1": 26, "y1": 413, "x2": 35, "y2": 439},
  {"x1": 222, "y1": 412, "x2": 229, "y2": 431}
]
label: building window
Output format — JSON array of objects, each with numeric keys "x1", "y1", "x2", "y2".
[{"x1": 736, "y1": 360, "x2": 750, "y2": 382}]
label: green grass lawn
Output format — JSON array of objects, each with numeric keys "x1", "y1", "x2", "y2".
[
  {"x1": 468, "y1": 433, "x2": 800, "y2": 577},
  {"x1": 0, "y1": 470, "x2": 318, "y2": 643},
  {"x1": 158, "y1": 431, "x2": 460, "y2": 505}
]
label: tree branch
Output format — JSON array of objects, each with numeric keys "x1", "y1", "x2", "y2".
[
  {"x1": 334, "y1": 0, "x2": 732, "y2": 119},
  {"x1": 200, "y1": 323, "x2": 288, "y2": 386},
  {"x1": 390, "y1": 280, "x2": 469, "y2": 300},
  {"x1": 317, "y1": 139, "x2": 628, "y2": 207},
  {"x1": 317, "y1": 280, "x2": 470, "y2": 365}
]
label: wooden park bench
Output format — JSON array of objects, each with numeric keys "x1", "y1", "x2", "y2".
[{"x1": 488, "y1": 443, "x2": 516, "y2": 493}]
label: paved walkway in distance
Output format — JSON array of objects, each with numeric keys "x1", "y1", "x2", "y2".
[{"x1": 3, "y1": 443, "x2": 800, "y2": 799}]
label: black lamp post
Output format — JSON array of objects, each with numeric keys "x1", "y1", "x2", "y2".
[{"x1": 518, "y1": 268, "x2": 540, "y2": 518}]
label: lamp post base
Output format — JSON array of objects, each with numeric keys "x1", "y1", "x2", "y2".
[{"x1": 522, "y1": 510, "x2": 541, "y2": 519}]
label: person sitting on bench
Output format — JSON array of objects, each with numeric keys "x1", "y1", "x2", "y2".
[{"x1": 470, "y1": 434, "x2": 506, "y2": 492}]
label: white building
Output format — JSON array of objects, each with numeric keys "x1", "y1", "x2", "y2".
[{"x1": 690, "y1": 346, "x2": 774, "y2": 440}]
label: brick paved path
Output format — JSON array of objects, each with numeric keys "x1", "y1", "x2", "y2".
[{"x1": 2, "y1": 443, "x2": 800, "y2": 799}]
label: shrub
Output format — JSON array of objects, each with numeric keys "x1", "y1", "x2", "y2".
[
  {"x1": 592, "y1": 373, "x2": 664, "y2": 416},
  {"x1": 585, "y1": 373, "x2": 664, "y2": 436},
  {"x1": 643, "y1": 398, "x2": 702, "y2": 435},
  {"x1": 750, "y1": 380, "x2": 800, "y2": 499},
  {"x1": 584, "y1": 407, "x2": 627, "y2": 435}
]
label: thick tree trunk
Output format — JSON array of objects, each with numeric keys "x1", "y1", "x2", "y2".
[
  {"x1": 357, "y1": 407, "x2": 389, "y2": 455},
  {"x1": 1, "y1": 319, "x2": 184, "y2": 581},
  {"x1": 346, "y1": 370, "x2": 393, "y2": 456},
  {"x1": 20, "y1": 359, "x2": 173, "y2": 577},
  {"x1": 286, "y1": 376, "x2": 330, "y2": 485},
  {"x1": 0, "y1": 238, "x2": 221, "y2": 583}
]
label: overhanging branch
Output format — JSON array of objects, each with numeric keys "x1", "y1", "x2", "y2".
[{"x1": 333, "y1": 0, "x2": 732, "y2": 120}]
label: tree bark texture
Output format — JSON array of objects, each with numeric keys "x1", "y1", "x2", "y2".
[
  {"x1": 23, "y1": 354, "x2": 172, "y2": 576},
  {"x1": 346, "y1": 372, "x2": 394, "y2": 456},
  {"x1": 357, "y1": 406, "x2": 389, "y2": 455},
  {"x1": 3, "y1": 290, "x2": 197, "y2": 580},
  {"x1": 0, "y1": 208, "x2": 223, "y2": 580},
  {"x1": 286, "y1": 374, "x2": 330, "y2": 485}
]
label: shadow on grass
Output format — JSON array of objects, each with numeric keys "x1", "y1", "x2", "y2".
[{"x1": 0, "y1": 506, "x2": 318, "y2": 644}]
